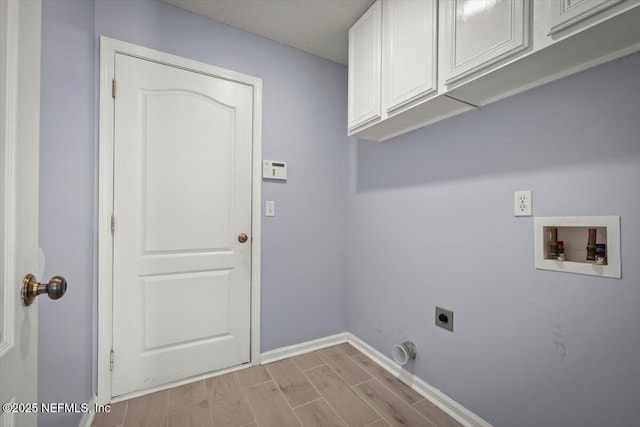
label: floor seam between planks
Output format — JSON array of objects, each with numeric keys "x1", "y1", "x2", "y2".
[
  {"x1": 299, "y1": 367, "x2": 352, "y2": 427},
  {"x1": 311, "y1": 358, "x2": 386, "y2": 426},
  {"x1": 290, "y1": 396, "x2": 324, "y2": 410}
]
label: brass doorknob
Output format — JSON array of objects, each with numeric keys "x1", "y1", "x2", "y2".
[
  {"x1": 21, "y1": 274, "x2": 67, "y2": 306},
  {"x1": 238, "y1": 233, "x2": 249, "y2": 243}
]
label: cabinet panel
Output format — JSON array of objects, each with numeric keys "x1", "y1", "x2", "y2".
[
  {"x1": 548, "y1": 0, "x2": 623, "y2": 34},
  {"x1": 348, "y1": 0, "x2": 382, "y2": 130},
  {"x1": 383, "y1": 0, "x2": 437, "y2": 113},
  {"x1": 442, "y1": 0, "x2": 530, "y2": 85}
]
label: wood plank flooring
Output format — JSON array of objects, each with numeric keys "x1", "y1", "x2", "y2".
[{"x1": 93, "y1": 344, "x2": 463, "y2": 427}]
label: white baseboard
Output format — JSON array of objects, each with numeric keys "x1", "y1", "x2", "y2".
[
  {"x1": 101, "y1": 334, "x2": 350, "y2": 406},
  {"x1": 261, "y1": 332, "x2": 491, "y2": 427},
  {"x1": 260, "y1": 332, "x2": 350, "y2": 364},
  {"x1": 95, "y1": 332, "x2": 490, "y2": 427},
  {"x1": 346, "y1": 333, "x2": 492, "y2": 427},
  {"x1": 77, "y1": 394, "x2": 97, "y2": 427}
]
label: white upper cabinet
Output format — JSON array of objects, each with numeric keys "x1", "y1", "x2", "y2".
[
  {"x1": 348, "y1": 0, "x2": 382, "y2": 131},
  {"x1": 441, "y1": 0, "x2": 530, "y2": 85},
  {"x1": 349, "y1": 0, "x2": 459, "y2": 140},
  {"x1": 548, "y1": 0, "x2": 623, "y2": 34},
  {"x1": 347, "y1": 0, "x2": 640, "y2": 141},
  {"x1": 382, "y1": 0, "x2": 438, "y2": 113}
]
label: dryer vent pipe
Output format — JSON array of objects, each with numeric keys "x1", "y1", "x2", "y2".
[{"x1": 392, "y1": 341, "x2": 417, "y2": 366}]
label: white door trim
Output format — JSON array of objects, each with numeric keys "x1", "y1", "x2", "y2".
[{"x1": 97, "y1": 36, "x2": 262, "y2": 405}]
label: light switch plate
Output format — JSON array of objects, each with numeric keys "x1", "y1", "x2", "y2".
[{"x1": 265, "y1": 201, "x2": 275, "y2": 217}]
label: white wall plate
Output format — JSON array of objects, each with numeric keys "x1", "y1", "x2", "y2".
[{"x1": 534, "y1": 216, "x2": 621, "y2": 278}]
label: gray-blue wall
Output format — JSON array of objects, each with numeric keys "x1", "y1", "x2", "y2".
[
  {"x1": 93, "y1": 0, "x2": 350, "y2": 353},
  {"x1": 347, "y1": 53, "x2": 640, "y2": 427},
  {"x1": 40, "y1": 1, "x2": 95, "y2": 426},
  {"x1": 40, "y1": 1, "x2": 640, "y2": 426},
  {"x1": 40, "y1": 0, "x2": 349, "y2": 425}
]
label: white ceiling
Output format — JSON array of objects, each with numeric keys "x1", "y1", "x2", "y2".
[{"x1": 162, "y1": 0, "x2": 374, "y2": 65}]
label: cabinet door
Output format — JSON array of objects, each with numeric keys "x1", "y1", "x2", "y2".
[
  {"x1": 548, "y1": 0, "x2": 623, "y2": 34},
  {"x1": 383, "y1": 0, "x2": 437, "y2": 113},
  {"x1": 348, "y1": 0, "x2": 382, "y2": 130},
  {"x1": 441, "y1": 0, "x2": 530, "y2": 85}
]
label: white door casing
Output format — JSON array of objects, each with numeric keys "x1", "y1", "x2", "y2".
[
  {"x1": 98, "y1": 38, "x2": 262, "y2": 403},
  {"x1": 0, "y1": 1, "x2": 41, "y2": 426}
]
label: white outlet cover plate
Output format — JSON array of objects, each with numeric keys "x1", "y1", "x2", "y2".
[{"x1": 514, "y1": 190, "x2": 532, "y2": 216}]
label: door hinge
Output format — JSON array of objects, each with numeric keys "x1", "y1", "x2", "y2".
[
  {"x1": 110, "y1": 350, "x2": 115, "y2": 371},
  {"x1": 112, "y1": 79, "x2": 116, "y2": 98},
  {"x1": 111, "y1": 214, "x2": 115, "y2": 235}
]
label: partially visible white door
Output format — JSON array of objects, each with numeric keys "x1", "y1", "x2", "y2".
[
  {"x1": 111, "y1": 54, "x2": 254, "y2": 396},
  {"x1": 0, "y1": 1, "x2": 41, "y2": 426}
]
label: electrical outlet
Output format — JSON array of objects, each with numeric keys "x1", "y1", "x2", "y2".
[
  {"x1": 435, "y1": 307, "x2": 453, "y2": 332},
  {"x1": 514, "y1": 190, "x2": 532, "y2": 217}
]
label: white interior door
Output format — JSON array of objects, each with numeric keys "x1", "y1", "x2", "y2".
[
  {"x1": 0, "y1": 1, "x2": 41, "y2": 426},
  {"x1": 111, "y1": 53, "x2": 254, "y2": 396}
]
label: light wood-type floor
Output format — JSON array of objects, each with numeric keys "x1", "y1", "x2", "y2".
[{"x1": 92, "y1": 343, "x2": 463, "y2": 427}]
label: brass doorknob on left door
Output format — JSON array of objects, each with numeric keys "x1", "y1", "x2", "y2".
[
  {"x1": 21, "y1": 274, "x2": 67, "y2": 306},
  {"x1": 238, "y1": 233, "x2": 248, "y2": 243}
]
